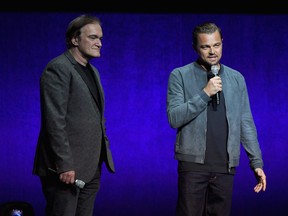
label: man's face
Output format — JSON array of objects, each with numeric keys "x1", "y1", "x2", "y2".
[
  {"x1": 75, "y1": 23, "x2": 103, "y2": 59},
  {"x1": 194, "y1": 31, "x2": 223, "y2": 67}
]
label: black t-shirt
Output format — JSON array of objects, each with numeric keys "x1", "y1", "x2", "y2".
[
  {"x1": 78, "y1": 63, "x2": 101, "y2": 109},
  {"x1": 180, "y1": 72, "x2": 235, "y2": 175}
]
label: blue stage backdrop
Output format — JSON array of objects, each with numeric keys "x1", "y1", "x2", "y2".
[{"x1": 0, "y1": 13, "x2": 287, "y2": 216}]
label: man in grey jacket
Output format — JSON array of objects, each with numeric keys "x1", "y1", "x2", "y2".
[
  {"x1": 33, "y1": 14, "x2": 115, "y2": 216},
  {"x1": 166, "y1": 22, "x2": 266, "y2": 216}
]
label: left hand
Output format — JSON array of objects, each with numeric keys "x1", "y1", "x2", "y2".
[{"x1": 253, "y1": 168, "x2": 266, "y2": 193}]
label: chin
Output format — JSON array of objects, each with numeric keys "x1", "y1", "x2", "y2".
[{"x1": 90, "y1": 50, "x2": 100, "y2": 58}]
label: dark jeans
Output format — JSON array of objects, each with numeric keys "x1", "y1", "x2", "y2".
[
  {"x1": 40, "y1": 167, "x2": 101, "y2": 216},
  {"x1": 177, "y1": 167, "x2": 234, "y2": 216}
]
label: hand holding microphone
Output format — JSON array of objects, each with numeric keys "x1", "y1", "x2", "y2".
[
  {"x1": 48, "y1": 168, "x2": 85, "y2": 189},
  {"x1": 204, "y1": 67, "x2": 222, "y2": 101}
]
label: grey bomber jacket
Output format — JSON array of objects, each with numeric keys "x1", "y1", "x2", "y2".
[{"x1": 166, "y1": 62, "x2": 264, "y2": 171}]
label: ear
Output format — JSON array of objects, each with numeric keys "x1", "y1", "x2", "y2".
[{"x1": 71, "y1": 37, "x2": 79, "y2": 46}]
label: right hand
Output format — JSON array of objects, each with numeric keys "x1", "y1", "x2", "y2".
[
  {"x1": 59, "y1": 170, "x2": 75, "y2": 185},
  {"x1": 203, "y1": 76, "x2": 222, "y2": 97}
]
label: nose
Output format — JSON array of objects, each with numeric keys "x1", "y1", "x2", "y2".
[
  {"x1": 209, "y1": 47, "x2": 215, "y2": 54},
  {"x1": 96, "y1": 38, "x2": 102, "y2": 47}
]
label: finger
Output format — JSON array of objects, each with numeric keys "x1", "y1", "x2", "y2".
[
  {"x1": 254, "y1": 184, "x2": 262, "y2": 193},
  {"x1": 60, "y1": 174, "x2": 70, "y2": 184},
  {"x1": 262, "y1": 179, "x2": 267, "y2": 191},
  {"x1": 259, "y1": 175, "x2": 266, "y2": 191}
]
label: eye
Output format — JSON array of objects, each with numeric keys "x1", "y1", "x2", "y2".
[
  {"x1": 200, "y1": 46, "x2": 209, "y2": 50},
  {"x1": 88, "y1": 35, "x2": 97, "y2": 39},
  {"x1": 214, "y1": 43, "x2": 222, "y2": 48},
  {"x1": 88, "y1": 34, "x2": 103, "y2": 41}
]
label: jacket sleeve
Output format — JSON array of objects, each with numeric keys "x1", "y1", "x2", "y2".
[
  {"x1": 40, "y1": 62, "x2": 74, "y2": 173},
  {"x1": 166, "y1": 69, "x2": 210, "y2": 129},
  {"x1": 239, "y1": 77, "x2": 264, "y2": 170}
]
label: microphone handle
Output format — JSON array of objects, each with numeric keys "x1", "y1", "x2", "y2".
[{"x1": 216, "y1": 92, "x2": 220, "y2": 105}]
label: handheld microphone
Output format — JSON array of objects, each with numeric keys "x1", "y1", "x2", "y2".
[
  {"x1": 48, "y1": 168, "x2": 85, "y2": 189},
  {"x1": 75, "y1": 179, "x2": 85, "y2": 189},
  {"x1": 211, "y1": 65, "x2": 220, "y2": 105}
]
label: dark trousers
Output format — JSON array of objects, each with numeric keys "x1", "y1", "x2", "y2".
[
  {"x1": 176, "y1": 169, "x2": 234, "y2": 216},
  {"x1": 40, "y1": 167, "x2": 101, "y2": 216}
]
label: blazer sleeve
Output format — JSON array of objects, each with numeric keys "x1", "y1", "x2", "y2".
[{"x1": 40, "y1": 61, "x2": 74, "y2": 173}]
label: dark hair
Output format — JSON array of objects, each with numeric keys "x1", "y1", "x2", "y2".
[
  {"x1": 192, "y1": 22, "x2": 222, "y2": 47},
  {"x1": 65, "y1": 14, "x2": 101, "y2": 49}
]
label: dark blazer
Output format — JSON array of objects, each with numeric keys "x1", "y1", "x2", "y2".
[{"x1": 33, "y1": 50, "x2": 115, "y2": 183}]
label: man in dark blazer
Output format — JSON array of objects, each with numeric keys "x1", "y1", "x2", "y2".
[{"x1": 33, "y1": 14, "x2": 115, "y2": 216}]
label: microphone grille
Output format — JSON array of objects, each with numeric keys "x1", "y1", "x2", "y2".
[
  {"x1": 211, "y1": 65, "x2": 219, "y2": 75},
  {"x1": 75, "y1": 179, "x2": 85, "y2": 189}
]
